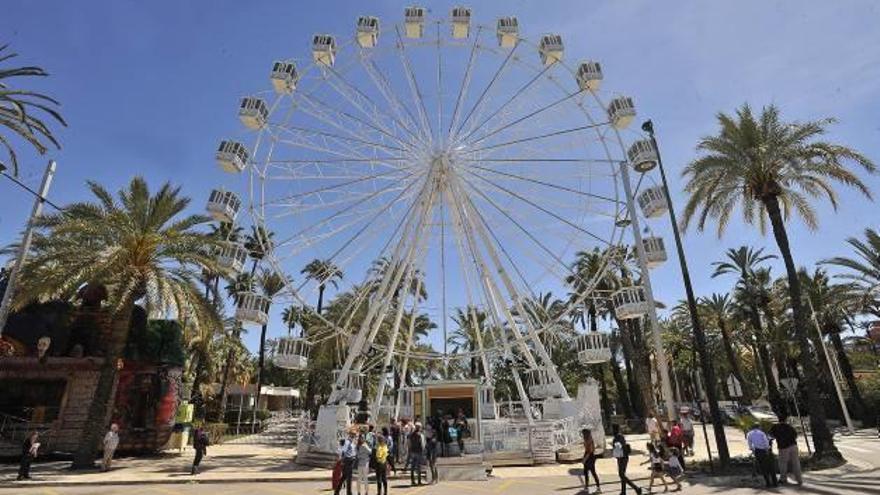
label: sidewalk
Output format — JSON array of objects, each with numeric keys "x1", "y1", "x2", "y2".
[{"x1": 0, "y1": 425, "x2": 861, "y2": 488}]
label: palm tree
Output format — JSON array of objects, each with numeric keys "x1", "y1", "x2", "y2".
[
  {"x1": 251, "y1": 270, "x2": 287, "y2": 430},
  {"x1": 300, "y1": 259, "x2": 343, "y2": 314},
  {"x1": 0, "y1": 45, "x2": 66, "y2": 176},
  {"x1": 13, "y1": 178, "x2": 221, "y2": 468},
  {"x1": 449, "y1": 306, "x2": 491, "y2": 377},
  {"x1": 700, "y1": 293, "x2": 751, "y2": 402},
  {"x1": 281, "y1": 305, "x2": 303, "y2": 336},
  {"x1": 800, "y1": 268, "x2": 868, "y2": 420},
  {"x1": 823, "y1": 228, "x2": 880, "y2": 318},
  {"x1": 244, "y1": 225, "x2": 274, "y2": 275},
  {"x1": 683, "y1": 104, "x2": 877, "y2": 460}
]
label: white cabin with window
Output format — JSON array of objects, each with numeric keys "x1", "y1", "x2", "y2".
[
  {"x1": 274, "y1": 337, "x2": 311, "y2": 370},
  {"x1": 312, "y1": 34, "x2": 337, "y2": 67},
  {"x1": 405, "y1": 6, "x2": 426, "y2": 38},
  {"x1": 206, "y1": 189, "x2": 241, "y2": 223},
  {"x1": 239, "y1": 97, "x2": 268, "y2": 130},
  {"x1": 576, "y1": 332, "x2": 612, "y2": 364},
  {"x1": 332, "y1": 370, "x2": 365, "y2": 404},
  {"x1": 451, "y1": 7, "x2": 471, "y2": 39},
  {"x1": 607, "y1": 96, "x2": 636, "y2": 129},
  {"x1": 642, "y1": 236, "x2": 667, "y2": 268},
  {"x1": 538, "y1": 34, "x2": 564, "y2": 66},
  {"x1": 612, "y1": 287, "x2": 651, "y2": 320},
  {"x1": 356, "y1": 16, "x2": 380, "y2": 48},
  {"x1": 576, "y1": 61, "x2": 603, "y2": 91},
  {"x1": 628, "y1": 139, "x2": 658, "y2": 173},
  {"x1": 235, "y1": 292, "x2": 271, "y2": 326},
  {"x1": 270, "y1": 61, "x2": 298, "y2": 94},
  {"x1": 216, "y1": 140, "x2": 249, "y2": 174},
  {"x1": 496, "y1": 17, "x2": 519, "y2": 47},
  {"x1": 637, "y1": 186, "x2": 667, "y2": 219},
  {"x1": 216, "y1": 241, "x2": 248, "y2": 274},
  {"x1": 525, "y1": 367, "x2": 566, "y2": 399}
]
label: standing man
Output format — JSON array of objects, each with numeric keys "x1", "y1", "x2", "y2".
[
  {"x1": 680, "y1": 409, "x2": 695, "y2": 456},
  {"x1": 611, "y1": 424, "x2": 642, "y2": 495},
  {"x1": 746, "y1": 423, "x2": 777, "y2": 488},
  {"x1": 408, "y1": 423, "x2": 426, "y2": 486},
  {"x1": 102, "y1": 423, "x2": 120, "y2": 472},
  {"x1": 335, "y1": 430, "x2": 358, "y2": 495},
  {"x1": 770, "y1": 414, "x2": 802, "y2": 486}
]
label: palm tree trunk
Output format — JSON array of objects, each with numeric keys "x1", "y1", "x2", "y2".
[
  {"x1": 251, "y1": 323, "x2": 268, "y2": 432},
  {"x1": 619, "y1": 319, "x2": 652, "y2": 418},
  {"x1": 830, "y1": 332, "x2": 867, "y2": 420},
  {"x1": 747, "y1": 306, "x2": 785, "y2": 415},
  {"x1": 609, "y1": 338, "x2": 633, "y2": 418},
  {"x1": 216, "y1": 329, "x2": 240, "y2": 422},
  {"x1": 718, "y1": 320, "x2": 750, "y2": 403},
  {"x1": 317, "y1": 285, "x2": 325, "y2": 314},
  {"x1": 71, "y1": 299, "x2": 134, "y2": 469},
  {"x1": 763, "y1": 196, "x2": 840, "y2": 461}
]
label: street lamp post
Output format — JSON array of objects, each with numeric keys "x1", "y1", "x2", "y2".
[
  {"x1": 0, "y1": 160, "x2": 57, "y2": 337},
  {"x1": 641, "y1": 120, "x2": 730, "y2": 468}
]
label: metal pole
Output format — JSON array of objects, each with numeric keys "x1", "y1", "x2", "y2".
[
  {"x1": 0, "y1": 160, "x2": 56, "y2": 336},
  {"x1": 643, "y1": 120, "x2": 730, "y2": 467},
  {"x1": 618, "y1": 160, "x2": 676, "y2": 422},
  {"x1": 806, "y1": 298, "x2": 855, "y2": 434},
  {"x1": 786, "y1": 385, "x2": 812, "y2": 455}
]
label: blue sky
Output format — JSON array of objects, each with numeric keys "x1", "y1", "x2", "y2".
[{"x1": 2, "y1": 0, "x2": 879, "y2": 354}]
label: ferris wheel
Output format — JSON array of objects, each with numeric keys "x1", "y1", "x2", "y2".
[{"x1": 209, "y1": 7, "x2": 668, "y2": 416}]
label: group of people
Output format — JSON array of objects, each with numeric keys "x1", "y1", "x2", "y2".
[
  {"x1": 332, "y1": 410, "x2": 471, "y2": 495},
  {"x1": 17, "y1": 423, "x2": 121, "y2": 481}
]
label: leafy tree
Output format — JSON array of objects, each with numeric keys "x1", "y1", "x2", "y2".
[
  {"x1": 683, "y1": 104, "x2": 876, "y2": 460},
  {"x1": 13, "y1": 178, "x2": 221, "y2": 468},
  {"x1": 0, "y1": 45, "x2": 66, "y2": 176}
]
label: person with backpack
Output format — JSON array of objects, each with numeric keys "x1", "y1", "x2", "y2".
[
  {"x1": 408, "y1": 423, "x2": 426, "y2": 486},
  {"x1": 374, "y1": 435, "x2": 389, "y2": 495},
  {"x1": 191, "y1": 427, "x2": 209, "y2": 475},
  {"x1": 611, "y1": 424, "x2": 642, "y2": 495},
  {"x1": 454, "y1": 410, "x2": 469, "y2": 455}
]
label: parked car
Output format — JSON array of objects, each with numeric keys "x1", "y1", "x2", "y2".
[{"x1": 744, "y1": 405, "x2": 778, "y2": 423}]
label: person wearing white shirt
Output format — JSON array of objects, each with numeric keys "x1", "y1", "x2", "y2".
[
  {"x1": 102, "y1": 423, "x2": 120, "y2": 472},
  {"x1": 645, "y1": 411, "x2": 660, "y2": 443},
  {"x1": 746, "y1": 424, "x2": 777, "y2": 487},
  {"x1": 680, "y1": 411, "x2": 695, "y2": 456}
]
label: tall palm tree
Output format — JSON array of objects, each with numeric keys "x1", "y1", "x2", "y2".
[
  {"x1": 244, "y1": 225, "x2": 274, "y2": 275},
  {"x1": 800, "y1": 268, "x2": 868, "y2": 420},
  {"x1": 683, "y1": 104, "x2": 876, "y2": 460},
  {"x1": 251, "y1": 270, "x2": 287, "y2": 429},
  {"x1": 13, "y1": 178, "x2": 221, "y2": 468},
  {"x1": 449, "y1": 306, "x2": 491, "y2": 377},
  {"x1": 281, "y1": 305, "x2": 303, "y2": 336},
  {"x1": 300, "y1": 259, "x2": 343, "y2": 314},
  {"x1": 0, "y1": 45, "x2": 66, "y2": 176},
  {"x1": 700, "y1": 293, "x2": 751, "y2": 402}
]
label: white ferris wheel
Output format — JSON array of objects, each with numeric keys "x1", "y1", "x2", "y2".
[{"x1": 208, "y1": 7, "x2": 669, "y2": 420}]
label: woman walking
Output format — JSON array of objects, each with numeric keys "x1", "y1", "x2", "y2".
[
  {"x1": 191, "y1": 427, "x2": 209, "y2": 475},
  {"x1": 356, "y1": 434, "x2": 372, "y2": 495},
  {"x1": 611, "y1": 425, "x2": 641, "y2": 495},
  {"x1": 17, "y1": 432, "x2": 39, "y2": 481},
  {"x1": 643, "y1": 443, "x2": 680, "y2": 492},
  {"x1": 374, "y1": 436, "x2": 389, "y2": 495},
  {"x1": 581, "y1": 428, "x2": 601, "y2": 493}
]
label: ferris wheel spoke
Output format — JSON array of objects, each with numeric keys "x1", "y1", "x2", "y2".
[
  {"x1": 280, "y1": 124, "x2": 407, "y2": 155},
  {"x1": 451, "y1": 41, "x2": 519, "y2": 143},
  {"x1": 465, "y1": 90, "x2": 583, "y2": 147},
  {"x1": 469, "y1": 165, "x2": 620, "y2": 205},
  {"x1": 359, "y1": 58, "x2": 426, "y2": 148},
  {"x1": 273, "y1": 128, "x2": 394, "y2": 165},
  {"x1": 393, "y1": 25, "x2": 434, "y2": 145},
  {"x1": 263, "y1": 169, "x2": 408, "y2": 206},
  {"x1": 296, "y1": 92, "x2": 418, "y2": 153},
  {"x1": 447, "y1": 26, "x2": 482, "y2": 138},
  {"x1": 461, "y1": 168, "x2": 612, "y2": 246},
  {"x1": 435, "y1": 22, "x2": 443, "y2": 146},
  {"x1": 465, "y1": 121, "x2": 609, "y2": 155},
  {"x1": 322, "y1": 64, "x2": 426, "y2": 149},
  {"x1": 456, "y1": 64, "x2": 558, "y2": 146}
]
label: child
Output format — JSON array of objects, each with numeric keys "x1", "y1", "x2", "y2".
[
  {"x1": 643, "y1": 443, "x2": 680, "y2": 493},
  {"x1": 666, "y1": 447, "x2": 684, "y2": 485}
]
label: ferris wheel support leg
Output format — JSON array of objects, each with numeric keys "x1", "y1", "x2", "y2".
[
  {"x1": 453, "y1": 177, "x2": 569, "y2": 400},
  {"x1": 329, "y1": 179, "x2": 432, "y2": 404},
  {"x1": 393, "y1": 290, "x2": 421, "y2": 420},
  {"x1": 444, "y1": 185, "x2": 536, "y2": 424},
  {"x1": 619, "y1": 161, "x2": 676, "y2": 421}
]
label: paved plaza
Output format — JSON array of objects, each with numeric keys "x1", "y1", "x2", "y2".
[{"x1": 2, "y1": 427, "x2": 878, "y2": 494}]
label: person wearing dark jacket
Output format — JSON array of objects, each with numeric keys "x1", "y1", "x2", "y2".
[
  {"x1": 17, "y1": 432, "x2": 39, "y2": 481},
  {"x1": 770, "y1": 414, "x2": 802, "y2": 486},
  {"x1": 191, "y1": 427, "x2": 209, "y2": 475},
  {"x1": 611, "y1": 424, "x2": 642, "y2": 495}
]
